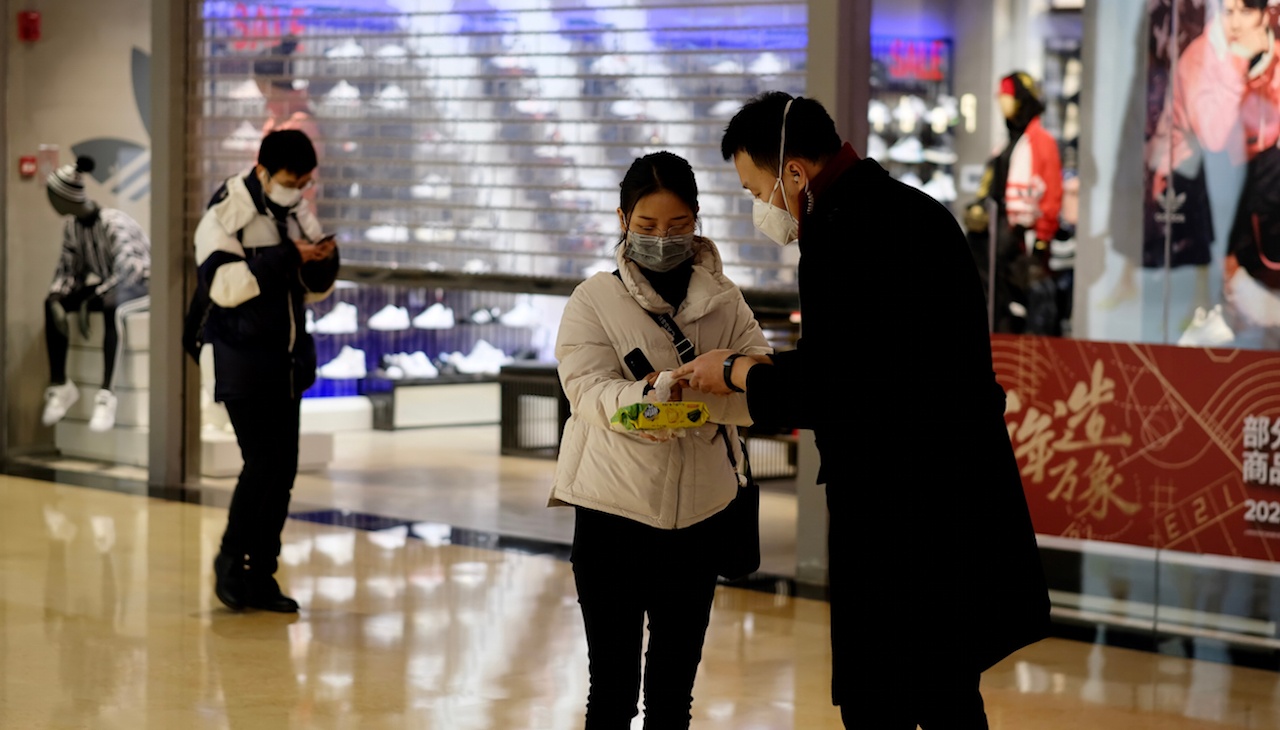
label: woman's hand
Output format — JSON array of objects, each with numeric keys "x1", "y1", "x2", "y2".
[{"x1": 644, "y1": 371, "x2": 683, "y2": 402}]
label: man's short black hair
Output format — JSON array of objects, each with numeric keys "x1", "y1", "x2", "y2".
[
  {"x1": 257, "y1": 129, "x2": 317, "y2": 176},
  {"x1": 720, "y1": 91, "x2": 843, "y2": 171}
]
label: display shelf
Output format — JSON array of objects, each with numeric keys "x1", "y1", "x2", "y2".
[{"x1": 868, "y1": 37, "x2": 959, "y2": 205}]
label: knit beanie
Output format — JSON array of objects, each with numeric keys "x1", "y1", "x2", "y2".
[{"x1": 47, "y1": 156, "x2": 96, "y2": 204}]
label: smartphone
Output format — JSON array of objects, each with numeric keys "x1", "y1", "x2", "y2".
[
  {"x1": 316, "y1": 233, "x2": 337, "y2": 246},
  {"x1": 623, "y1": 348, "x2": 655, "y2": 381}
]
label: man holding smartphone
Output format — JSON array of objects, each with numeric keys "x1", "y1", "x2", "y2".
[{"x1": 194, "y1": 129, "x2": 339, "y2": 612}]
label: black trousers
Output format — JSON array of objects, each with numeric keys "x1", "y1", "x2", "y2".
[
  {"x1": 220, "y1": 396, "x2": 301, "y2": 577},
  {"x1": 571, "y1": 507, "x2": 720, "y2": 730},
  {"x1": 46, "y1": 283, "x2": 148, "y2": 390}
]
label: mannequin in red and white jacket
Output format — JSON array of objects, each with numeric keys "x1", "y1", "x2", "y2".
[
  {"x1": 966, "y1": 71, "x2": 1063, "y2": 333},
  {"x1": 998, "y1": 72, "x2": 1063, "y2": 250}
]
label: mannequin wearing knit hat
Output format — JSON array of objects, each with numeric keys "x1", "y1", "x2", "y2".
[{"x1": 41, "y1": 156, "x2": 151, "y2": 433}]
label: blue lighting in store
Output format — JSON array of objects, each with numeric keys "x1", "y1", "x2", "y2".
[
  {"x1": 202, "y1": 1, "x2": 402, "y2": 33},
  {"x1": 870, "y1": 10, "x2": 952, "y2": 40}
]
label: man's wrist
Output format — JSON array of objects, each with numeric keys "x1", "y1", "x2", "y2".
[{"x1": 723, "y1": 354, "x2": 747, "y2": 393}]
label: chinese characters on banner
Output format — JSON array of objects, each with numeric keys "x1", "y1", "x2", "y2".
[
  {"x1": 1241, "y1": 415, "x2": 1280, "y2": 486},
  {"x1": 993, "y1": 335, "x2": 1280, "y2": 561}
]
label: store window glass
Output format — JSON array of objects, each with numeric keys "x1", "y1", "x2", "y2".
[
  {"x1": 187, "y1": 2, "x2": 807, "y2": 532},
  {"x1": 870, "y1": 0, "x2": 1280, "y2": 674},
  {"x1": 194, "y1": 0, "x2": 807, "y2": 287}
]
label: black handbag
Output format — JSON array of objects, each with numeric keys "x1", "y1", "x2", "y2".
[
  {"x1": 616, "y1": 270, "x2": 760, "y2": 580},
  {"x1": 713, "y1": 434, "x2": 761, "y2": 581}
]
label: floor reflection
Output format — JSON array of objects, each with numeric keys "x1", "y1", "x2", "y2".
[{"x1": 2, "y1": 475, "x2": 1280, "y2": 728}]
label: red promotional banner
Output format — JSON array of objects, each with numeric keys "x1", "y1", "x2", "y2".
[{"x1": 994, "y1": 335, "x2": 1280, "y2": 561}]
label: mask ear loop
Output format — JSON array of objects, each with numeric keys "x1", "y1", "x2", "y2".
[{"x1": 778, "y1": 99, "x2": 795, "y2": 218}]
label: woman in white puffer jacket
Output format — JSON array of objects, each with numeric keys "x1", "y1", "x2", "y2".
[{"x1": 550, "y1": 152, "x2": 771, "y2": 729}]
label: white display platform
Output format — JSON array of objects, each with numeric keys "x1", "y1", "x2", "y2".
[
  {"x1": 54, "y1": 311, "x2": 336, "y2": 476},
  {"x1": 389, "y1": 380, "x2": 500, "y2": 429},
  {"x1": 199, "y1": 428, "x2": 336, "y2": 478},
  {"x1": 300, "y1": 395, "x2": 374, "y2": 432}
]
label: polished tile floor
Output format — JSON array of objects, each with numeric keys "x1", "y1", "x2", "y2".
[{"x1": 5, "y1": 473, "x2": 1280, "y2": 729}]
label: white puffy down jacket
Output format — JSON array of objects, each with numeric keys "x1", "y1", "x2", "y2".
[{"x1": 549, "y1": 239, "x2": 772, "y2": 529}]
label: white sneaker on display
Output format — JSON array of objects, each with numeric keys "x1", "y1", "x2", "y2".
[
  {"x1": 1063, "y1": 59, "x2": 1083, "y2": 99},
  {"x1": 499, "y1": 300, "x2": 538, "y2": 328},
  {"x1": 929, "y1": 106, "x2": 951, "y2": 134},
  {"x1": 895, "y1": 96, "x2": 928, "y2": 131},
  {"x1": 411, "y1": 175, "x2": 453, "y2": 201},
  {"x1": 1177, "y1": 305, "x2": 1235, "y2": 348},
  {"x1": 414, "y1": 227, "x2": 456, "y2": 243},
  {"x1": 325, "y1": 39, "x2": 366, "y2": 59},
  {"x1": 922, "y1": 171, "x2": 957, "y2": 202},
  {"x1": 923, "y1": 144, "x2": 958, "y2": 165},
  {"x1": 88, "y1": 389, "x2": 118, "y2": 433},
  {"x1": 888, "y1": 136, "x2": 925, "y2": 164},
  {"x1": 710, "y1": 59, "x2": 744, "y2": 75},
  {"x1": 867, "y1": 134, "x2": 888, "y2": 161},
  {"x1": 748, "y1": 52, "x2": 785, "y2": 77},
  {"x1": 453, "y1": 340, "x2": 512, "y2": 375},
  {"x1": 318, "y1": 346, "x2": 368, "y2": 379},
  {"x1": 42, "y1": 380, "x2": 79, "y2": 427},
  {"x1": 413, "y1": 303, "x2": 455, "y2": 329},
  {"x1": 222, "y1": 121, "x2": 262, "y2": 152},
  {"x1": 366, "y1": 225, "x2": 410, "y2": 243},
  {"x1": 867, "y1": 100, "x2": 891, "y2": 132},
  {"x1": 375, "y1": 44, "x2": 408, "y2": 63},
  {"x1": 898, "y1": 172, "x2": 924, "y2": 190},
  {"x1": 324, "y1": 80, "x2": 361, "y2": 105},
  {"x1": 305, "y1": 310, "x2": 316, "y2": 334},
  {"x1": 373, "y1": 84, "x2": 409, "y2": 111},
  {"x1": 515, "y1": 99, "x2": 556, "y2": 116},
  {"x1": 405, "y1": 352, "x2": 439, "y2": 379},
  {"x1": 368, "y1": 305, "x2": 411, "y2": 331},
  {"x1": 462, "y1": 259, "x2": 491, "y2": 274},
  {"x1": 315, "y1": 302, "x2": 359, "y2": 335},
  {"x1": 610, "y1": 100, "x2": 644, "y2": 118}
]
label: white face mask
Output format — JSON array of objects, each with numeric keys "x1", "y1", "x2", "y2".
[
  {"x1": 266, "y1": 182, "x2": 303, "y2": 208},
  {"x1": 626, "y1": 231, "x2": 696, "y2": 272},
  {"x1": 753, "y1": 180, "x2": 798, "y2": 247},
  {"x1": 751, "y1": 98, "x2": 801, "y2": 247}
]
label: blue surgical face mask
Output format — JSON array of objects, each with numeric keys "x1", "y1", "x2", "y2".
[{"x1": 625, "y1": 230, "x2": 696, "y2": 272}]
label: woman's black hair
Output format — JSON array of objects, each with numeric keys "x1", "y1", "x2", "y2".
[
  {"x1": 616, "y1": 152, "x2": 699, "y2": 248},
  {"x1": 1243, "y1": 0, "x2": 1268, "y2": 11}
]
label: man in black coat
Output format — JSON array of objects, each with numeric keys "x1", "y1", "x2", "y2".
[{"x1": 674, "y1": 92, "x2": 1049, "y2": 728}]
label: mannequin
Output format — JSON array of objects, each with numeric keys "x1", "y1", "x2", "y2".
[
  {"x1": 42, "y1": 156, "x2": 152, "y2": 432},
  {"x1": 966, "y1": 71, "x2": 1064, "y2": 334}
]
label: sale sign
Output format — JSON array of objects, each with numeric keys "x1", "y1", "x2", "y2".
[{"x1": 994, "y1": 335, "x2": 1280, "y2": 561}]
